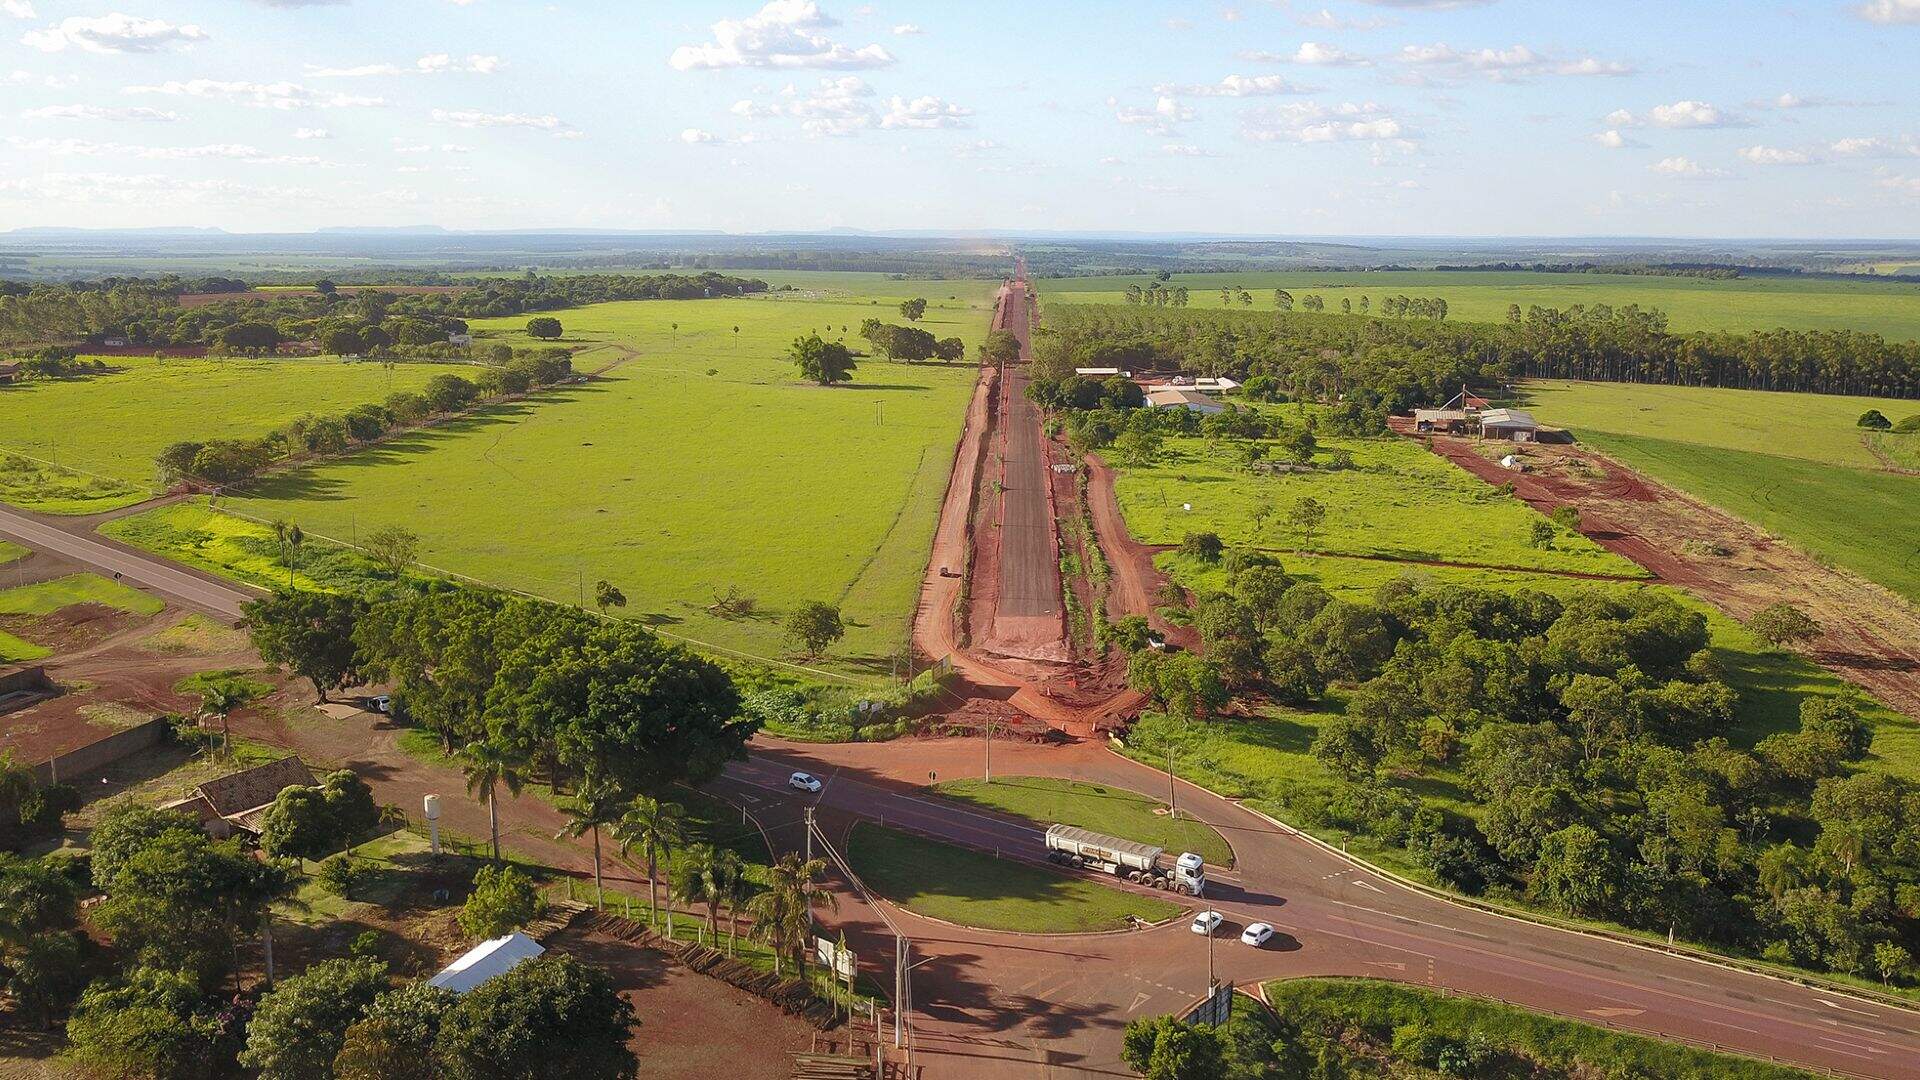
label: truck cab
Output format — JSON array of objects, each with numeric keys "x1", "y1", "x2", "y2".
[{"x1": 1172, "y1": 851, "x2": 1207, "y2": 896}]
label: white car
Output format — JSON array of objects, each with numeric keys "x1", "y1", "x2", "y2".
[
  {"x1": 788, "y1": 771, "x2": 823, "y2": 794},
  {"x1": 1241, "y1": 922, "x2": 1274, "y2": 947},
  {"x1": 1190, "y1": 910, "x2": 1224, "y2": 936},
  {"x1": 369, "y1": 695, "x2": 392, "y2": 715}
]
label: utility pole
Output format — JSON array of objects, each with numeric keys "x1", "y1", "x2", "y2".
[
  {"x1": 804, "y1": 806, "x2": 815, "y2": 864},
  {"x1": 984, "y1": 716, "x2": 992, "y2": 783},
  {"x1": 1168, "y1": 742, "x2": 1177, "y2": 821}
]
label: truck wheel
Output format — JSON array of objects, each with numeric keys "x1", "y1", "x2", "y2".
[{"x1": 1126, "y1": 870, "x2": 1141, "y2": 883}]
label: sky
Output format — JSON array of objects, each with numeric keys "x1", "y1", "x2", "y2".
[{"x1": 1, "y1": 0, "x2": 1918, "y2": 237}]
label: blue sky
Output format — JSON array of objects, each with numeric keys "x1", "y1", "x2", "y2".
[{"x1": 2, "y1": 0, "x2": 1918, "y2": 236}]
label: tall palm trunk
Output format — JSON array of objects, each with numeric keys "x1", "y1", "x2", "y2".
[
  {"x1": 591, "y1": 824, "x2": 604, "y2": 909},
  {"x1": 487, "y1": 782, "x2": 501, "y2": 863},
  {"x1": 645, "y1": 843, "x2": 658, "y2": 927}
]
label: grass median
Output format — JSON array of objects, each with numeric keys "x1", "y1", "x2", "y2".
[
  {"x1": 845, "y1": 822, "x2": 1182, "y2": 934},
  {"x1": 932, "y1": 775, "x2": 1234, "y2": 867}
]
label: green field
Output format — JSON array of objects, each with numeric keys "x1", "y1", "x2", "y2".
[
  {"x1": 0, "y1": 630, "x2": 48, "y2": 662},
  {"x1": 0, "y1": 572, "x2": 165, "y2": 618},
  {"x1": 0, "y1": 355, "x2": 452, "y2": 513},
  {"x1": 1115, "y1": 411, "x2": 1644, "y2": 578},
  {"x1": 0, "y1": 541, "x2": 23, "y2": 566},
  {"x1": 179, "y1": 288, "x2": 993, "y2": 676},
  {"x1": 932, "y1": 776, "x2": 1234, "y2": 867},
  {"x1": 1038, "y1": 270, "x2": 1920, "y2": 338},
  {"x1": 845, "y1": 822, "x2": 1181, "y2": 933},
  {"x1": 1521, "y1": 381, "x2": 1920, "y2": 605}
]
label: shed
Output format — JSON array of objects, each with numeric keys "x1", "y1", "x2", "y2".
[
  {"x1": 1191, "y1": 377, "x2": 1240, "y2": 394},
  {"x1": 448, "y1": 333, "x2": 474, "y2": 347},
  {"x1": 1074, "y1": 367, "x2": 1128, "y2": 378},
  {"x1": 1413, "y1": 408, "x2": 1469, "y2": 434},
  {"x1": 1480, "y1": 408, "x2": 1540, "y2": 441},
  {"x1": 1145, "y1": 388, "x2": 1225, "y2": 414},
  {"x1": 430, "y1": 933, "x2": 545, "y2": 995}
]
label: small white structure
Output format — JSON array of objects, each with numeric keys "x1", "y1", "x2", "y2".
[
  {"x1": 1145, "y1": 387, "x2": 1225, "y2": 414},
  {"x1": 1191, "y1": 377, "x2": 1240, "y2": 394},
  {"x1": 429, "y1": 933, "x2": 544, "y2": 995},
  {"x1": 448, "y1": 333, "x2": 474, "y2": 347},
  {"x1": 1500, "y1": 454, "x2": 1524, "y2": 470},
  {"x1": 1074, "y1": 367, "x2": 1129, "y2": 378}
]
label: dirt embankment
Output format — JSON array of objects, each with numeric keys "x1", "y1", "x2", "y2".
[{"x1": 1420, "y1": 432, "x2": 1920, "y2": 721}]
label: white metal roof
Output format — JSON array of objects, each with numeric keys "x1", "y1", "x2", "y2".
[
  {"x1": 429, "y1": 932, "x2": 544, "y2": 995},
  {"x1": 1145, "y1": 388, "x2": 1225, "y2": 412},
  {"x1": 1480, "y1": 408, "x2": 1538, "y2": 428},
  {"x1": 1075, "y1": 367, "x2": 1125, "y2": 377}
]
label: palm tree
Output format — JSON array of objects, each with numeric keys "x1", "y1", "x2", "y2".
[
  {"x1": 198, "y1": 676, "x2": 259, "y2": 759},
  {"x1": 613, "y1": 795, "x2": 688, "y2": 929},
  {"x1": 746, "y1": 853, "x2": 836, "y2": 978},
  {"x1": 722, "y1": 853, "x2": 750, "y2": 955},
  {"x1": 460, "y1": 740, "x2": 527, "y2": 863},
  {"x1": 556, "y1": 775, "x2": 623, "y2": 910},
  {"x1": 680, "y1": 844, "x2": 741, "y2": 943}
]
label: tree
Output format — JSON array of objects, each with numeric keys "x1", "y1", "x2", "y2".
[
  {"x1": 899, "y1": 297, "x2": 927, "y2": 322},
  {"x1": 1859, "y1": 409, "x2": 1893, "y2": 430},
  {"x1": 246, "y1": 589, "x2": 367, "y2": 703},
  {"x1": 1748, "y1": 602, "x2": 1821, "y2": 648},
  {"x1": 613, "y1": 794, "x2": 688, "y2": 928},
  {"x1": 1530, "y1": 824, "x2": 1618, "y2": 917},
  {"x1": 260, "y1": 769, "x2": 380, "y2": 860},
  {"x1": 335, "y1": 983, "x2": 455, "y2": 1080},
  {"x1": 1874, "y1": 941, "x2": 1912, "y2": 986},
  {"x1": 558, "y1": 776, "x2": 623, "y2": 909},
  {"x1": 1529, "y1": 519, "x2": 1556, "y2": 548},
  {"x1": 526, "y1": 317, "x2": 563, "y2": 340},
  {"x1": 459, "y1": 864, "x2": 546, "y2": 939},
  {"x1": 979, "y1": 329, "x2": 1021, "y2": 364},
  {"x1": 66, "y1": 966, "x2": 239, "y2": 1080},
  {"x1": 1289, "y1": 497, "x2": 1327, "y2": 550},
  {"x1": 240, "y1": 957, "x2": 389, "y2": 1080},
  {"x1": 196, "y1": 673, "x2": 264, "y2": 758},
  {"x1": 785, "y1": 600, "x2": 845, "y2": 658},
  {"x1": 0, "y1": 855, "x2": 88, "y2": 1029},
  {"x1": 1121, "y1": 1015, "x2": 1228, "y2": 1080},
  {"x1": 593, "y1": 579, "x2": 626, "y2": 614},
  {"x1": 462, "y1": 740, "x2": 528, "y2": 863},
  {"x1": 1111, "y1": 428, "x2": 1162, "y2": 468},
  {"x1": 434, "y1": 954, "x2": 638, "y2": 1080},
  {"x1": 674, "y1": 842, "x2": 739, "y2": 943},
  {"x1": 364, "y1": 525, "x2": 420, "y2": 577},
  {"x1": 747, "y1": 853, "x2": 835, "y2": 977},
  {"x1": 934, "y1": 336, "x2": 965, "y2": 362},
  {"x1": 788, "y1": 333, "x2": 856, "y2": 386},
  {"x1": 1550, "y1": 505, "x2": 1582, "y2": 533}
]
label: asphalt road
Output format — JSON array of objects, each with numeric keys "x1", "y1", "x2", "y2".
[
  {"x1": 0, "y1": 502, "x2": 257, "y2": 619},
  {"x1": 720, "y1": 737, "x2": 1920, "y2": 1079}
]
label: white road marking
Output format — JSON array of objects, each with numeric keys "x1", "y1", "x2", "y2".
[
  {"x1": 1818, "y1": 998, "x2": 1881, "y2": 1019},
  {"x1": 1329, "y1": 900, "x2": 1493, "y2": 940}
]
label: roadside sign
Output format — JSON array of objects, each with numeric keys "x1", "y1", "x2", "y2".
[{"x1": 1186, "y1": 981, "x2": 1233, "y2": 1027}]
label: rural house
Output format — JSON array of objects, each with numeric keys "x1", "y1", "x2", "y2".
[
  {"x1": 161, "y1": 755, "x2": 317, "y2": 839},
  {"x1": 1145, "y1": 387, "x2": 1225, "y2": 414},
  {"x1": 1479, "y1": 408, "x2": 1541, "y2": 441}
]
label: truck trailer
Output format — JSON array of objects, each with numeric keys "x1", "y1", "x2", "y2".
[{"x1": 1043, "y1": 824, "x2": 1207, "y2": 896}]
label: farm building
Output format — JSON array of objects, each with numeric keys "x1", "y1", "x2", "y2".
[
  {"x1": 430, "y1": 933, "x2": 545, "y2": 994},
  {"x1": 161, "y1": 755, "x2": 317, "y2": 839},
  {"x1": 1413, "y1": 408, "x2": 1471, "y2": 434},
  {"x1": 1480, "y1": 408, "x2": 1540, "y2": 441},
  {"x1": 448, "y1": 333, "x2": 474, "y2": 346},
  {"x1": 1191, "y1": 377, "x2": 1239, "y2": 394},
  {"x1": 1075, "y1": 366, "x2": 1129, "y2": 378},
  {"x1": 1146, "y1": 387, "x2": 1225, "y2": 414}
]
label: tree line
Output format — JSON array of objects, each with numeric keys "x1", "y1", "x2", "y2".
[
  {"x1": 1127, "y1": 554, "x2": 1920, "y2": 986},
  {"x1": 1040, "y1": 299, "x2": 1920, "y2": 401}
]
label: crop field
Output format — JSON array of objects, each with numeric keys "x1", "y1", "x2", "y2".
[
  {"x1": 0, "y1": 355, "x2": 451, "y2": 513},
  {"x1": 182, "y1": 288, "x2": 992, "y2": 677},
  {"x1": 1038, "y1": 270, "x2": 1920, "y2": 338},
  {"x1": 1521, "y1": 381, "x2": 1920, "y2": 605},
  {"x1": 1114, "y1": 412, "x2": 1645, "y2": 579}
]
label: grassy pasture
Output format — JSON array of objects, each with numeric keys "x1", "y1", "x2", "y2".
[
  {"x1": 0, "y1": 541, "x2": 23, "y2": 566},
  {"x1": 1520, "y1": 381, "x2": 1920, "y2": 605},
  {"x1": 205, "y1": 289, "x2": 991, "y2": 677},
  {"x1": 0, "y1": 355, "x2": 451, "y2": 513},
  {"x1": 0, "y1": 572, "x2": 165, "y2": 617},
  {"x1": 845, "y1": 822, "x2": 1181, "y2": 933},
  {"x1": 1114, "y1": 411, "x2": 1643, "y2": 578},
  {"x1": 1038, "y1": 270, "x2": 1920, "y2": 338}
]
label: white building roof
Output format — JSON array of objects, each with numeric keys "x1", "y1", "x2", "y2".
[
  {"x1": 1191, "y1": 377, "x2": 1239, "y2": 392},
  {"x1": 1075, "y1": 367, "x2": 1126, "y2": 377},
  {"x1": 1480, "y1": 408, "x2": 1538, "y2": 429},
  {"x1": 1145, "y1": 388, "x2": 1225, "y2": 413},
  {"x1": 429, "y1": 933, "x2": 544, "y2": 995}
]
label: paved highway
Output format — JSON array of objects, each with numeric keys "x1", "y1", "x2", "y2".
[
  {"x1": 720, "y1": 736, "x2": 1920, "y2": 1079},
  {"x1": 0, "y1": 502, "x2": 258, "y2": 619}
]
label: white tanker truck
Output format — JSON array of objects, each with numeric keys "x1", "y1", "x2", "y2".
[{"x1": 1043, "y1": 824, "x2": 1207, "y2": 896}]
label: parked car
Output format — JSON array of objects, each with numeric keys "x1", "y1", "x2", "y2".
[
  {"x1": 1241, "y1": 922, "x2": 1274, "y2": 947},
  {"x1": 369, "y1": 695, "x2": 392, "y2": 715},
  {"x1": 1190, "y1": 910, "x2": 1224, "y2": 936},
  {"x1": 788, "y1": 771, "x2": 823, "y2": 793}
]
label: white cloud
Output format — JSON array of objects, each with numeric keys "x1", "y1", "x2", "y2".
[
  {"x1": 890, "y1": 22, "x2": 921, "y2": 35},
  {"x1": 3, "y1": 2, "x2": 35, "y2": 19},
  {"x1": 1241, "y1": 101, "x2": 1407, "y2": 143},
  {"x1": 1394, "y1": 43, "x2": 1632, "y2": 83},
  {"x1": 1607, "y1": 100, "x2": 1743, "y2": 129},
  {"x1": 22, "y1": 13, "x2": 206, "y2": 53},
  {"x1": 1286, "y1": 41, "x2": 1370, "y2": 66},
  {"x1": 681, "y1": 128, "x2": 715, "y2": 143},
  {"x1": 1878, "y1": 172, "x2": 1920, "y2": 197},
  {"x1": 1111, "y1": 95, "x2": 1195, "y2": 136},
  {"x1": 1738, "y1": 144, "x2": 1816, "y2": 166},
  {"x1": 669, "y1": 1, "x2": 893, "y2": 71},
  {"x1": 1855, "y1": 0, "x2": 1920, "y2": 23},
  {"x1": 732, "y1": 76, "x2": 879, "y2": 136},
  {"x1": 1829, "y1": 134, "x2": 1920, "y2": 157},
  {"x1": 22, "y1": 102, "x2": 178, "y2": 121},
  {"x1": 0, "y1": 171, "x2": 328, "y2": 208},
  {"x1": 1590, "y1": 129, "x2": 1642, "y2": 149},
  {"x1": 6, "y1": 136, "x2": 330, "y2": 165},
  {"x1": 1649, "y1": 155, "x2": 1725, "y2": 178},
  {"x1": 431, "y1": 108, "x2": 576, "y2": 135},
  {"x1": 1295, "y1": 7, "x2": 1390, "y2": 30},
  {"x1": 309, "y1": 53, "x2": 502, "y2": 77},
  {"x1": 1161, "y1": 143, "x2": 1219, "y2": 157},
  {"x1": 126, "y1": 80, "x2": 385, "y2": 110},
  {"x1": 880, "y1": 95, "x2": 971, "y2": 129},
  {"x1": 1155, "y1": 74, "x2": 1314, "y2": 97},
  {"x1": 293, "y1": 127, "x2": 330, "y2": 139}
]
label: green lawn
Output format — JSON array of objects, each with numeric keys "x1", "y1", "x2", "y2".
[
  {"x1": 195, "y1": 290, "x2": 992, "y2": 677},
  {"x1": 932, "y1": 776, "x2": 1234, "y2": 867},
  {"x1": 0, "y1": 631, "x2": 50, "y2": 662},
  {"x1": 1518, "y1": 381, "x2": 1920, "y2": 606},
  {"x1": 1116, "y1": 412, "x2": 1643, "y2": 578},
  {"x1": 0, "y1": 573, "x2": 165, "y2": 617},
  {"x1": 845, "y1": 822, "x2": 1181, "y2": 933},
  {"x1": 1039, "y1": 270, "x2": 1920, "y2": 338},
  {"x1": 0, "y1": 541, "x2": 25, "y2": 566},
  {"x1": 0, "y1": 355, "x2": 454, "y2": 513}
]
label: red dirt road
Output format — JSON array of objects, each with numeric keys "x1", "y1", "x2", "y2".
[{"x1": 1417, "y1": 430, "x2": 1920, "y2": 721}]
